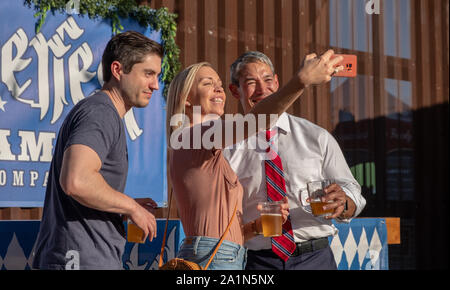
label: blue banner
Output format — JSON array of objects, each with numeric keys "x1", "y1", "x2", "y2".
[
  {"x1": 0, "y1": 220, "x2": 185, "y2": 270},
  {"x1": 0, "y1": 2, "x2": 167, "y2": 207}
]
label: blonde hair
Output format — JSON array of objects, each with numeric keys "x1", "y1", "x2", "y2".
[{"x1": 165, "y1": 62, "x2": 212, "y2": 141}]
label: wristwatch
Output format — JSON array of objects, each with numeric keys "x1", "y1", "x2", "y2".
[{"x1": 340, "y1": 199, "x2": 349, "y2": 219}]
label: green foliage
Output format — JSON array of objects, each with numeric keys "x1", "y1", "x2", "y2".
[{"x1": 24, "y1": 0, "x2": 180, "y2": 99}]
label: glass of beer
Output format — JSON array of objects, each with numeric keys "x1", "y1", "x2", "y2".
[
  {"x1": 127, "y1": 219, "x2": 145, "y2": 243},
  {"x1": 258, "y1": 201, "x2": 283, "y2": 237},
  {"x1": 307, "y1": 180, "x2": 333, "y2": 217}
]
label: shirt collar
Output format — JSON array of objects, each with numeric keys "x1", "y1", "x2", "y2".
[{"x1": 274, "y1": 112, "x2": 291, "y2": 134}]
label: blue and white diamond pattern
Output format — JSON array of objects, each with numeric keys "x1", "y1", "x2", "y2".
[
  {"x1": 1, "y1": 233, "x2": 35, "y2": 270},
  {"x1": 0, "y1": 220, "x2": 184, "y2": 270},
  {"x1": 330, "y1": 219, "x2": 388, "y2": 270},
  {"x1": 1, "y1": 219, "x2": 388, "y2": 270},
  {"x1": 357, "y1": 228, "x2": 370, "y2": 266}
]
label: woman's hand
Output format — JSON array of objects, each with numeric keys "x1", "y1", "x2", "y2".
[{"x1": 298, "y1": 50, "x2": 344, "y2": 88}]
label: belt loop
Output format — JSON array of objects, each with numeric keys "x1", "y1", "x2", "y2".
[
  {"x1": 238, "y1": 244, "x2": 247, "y2": 268},
  {"x1": 193, "y1": 236, "x2": 201, "y2": 256},
  {"x1": 239, "y1": 244, "x2": 246, "y2": 258}
]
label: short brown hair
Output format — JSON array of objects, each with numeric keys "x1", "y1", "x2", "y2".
[{"x1": 102, "y1": 31, "x2": 163, "y2": 82}]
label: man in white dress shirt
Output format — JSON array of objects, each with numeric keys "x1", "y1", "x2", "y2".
[{"x1": 224, "y1": 51, "x2": 366, "y2": 270}]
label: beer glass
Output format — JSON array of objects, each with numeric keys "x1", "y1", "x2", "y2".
[
  {"x1": 127, "y1": 219, "x2": 145, "y2": 243},
  {"x1": 307, "y1": 180, "x2": 333, "y2": 217},
  {"x1": 258, "y1": 201, "x2": 283, "y2": 237}
]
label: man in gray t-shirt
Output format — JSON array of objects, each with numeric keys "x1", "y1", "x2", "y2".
[{"x1": 32, "y1": 31, "x2": 163, "y2": 270}]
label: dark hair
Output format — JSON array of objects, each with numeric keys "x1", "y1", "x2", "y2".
[{"x1": 101, "y1": 31, "x2": 163, "y2": 82}]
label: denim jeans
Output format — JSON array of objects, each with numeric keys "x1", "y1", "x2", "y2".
[{"x1": 177, "y1": 236, "x2": 247, "y2": 270}]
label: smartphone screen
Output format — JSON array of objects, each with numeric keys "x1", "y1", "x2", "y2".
[{"x1": 331, "y1": 54, "x2": 357, "y2": 77}]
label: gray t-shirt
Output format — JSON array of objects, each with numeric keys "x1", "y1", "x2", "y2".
[{"x1": 32, "y1": 91, "x2": 128, "y2": 270}]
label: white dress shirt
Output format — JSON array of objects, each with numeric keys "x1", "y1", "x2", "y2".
[{"x1": 224, "y1": 113, "x2": 366, "y2": 250}]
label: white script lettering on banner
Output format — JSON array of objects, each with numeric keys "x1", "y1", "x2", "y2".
[
  {"x1": 0, "y1": 15, "x2": 144, "y2": 196},
  {"x1": 1, "y1": 16, "x2": 142, "y2": 130},
  {"x1": 2, "y1": 17, "x2": 88, "y2": 123}
]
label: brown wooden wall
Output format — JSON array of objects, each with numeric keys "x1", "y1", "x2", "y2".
[
  {"x1": 150, "y1": 0, "x2": 449, "y2": 118},
  {"x1": 147, "y1": 0, "x2": 334, "y2": 127}
]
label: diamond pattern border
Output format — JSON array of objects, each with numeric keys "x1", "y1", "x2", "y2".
[
  {"x1": 1, "y1": 219, "x2": 387, "y2": 270},
  {"x1": 330, "y1": 219, "x2": 388, "y2": 270}
]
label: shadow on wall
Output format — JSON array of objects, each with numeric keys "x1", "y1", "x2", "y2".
[{"x1": 331, "y1": 102, "x2": 449, "y2": 270}]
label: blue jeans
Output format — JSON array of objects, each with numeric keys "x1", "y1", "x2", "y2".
[{"x1": 177, "y1": 236, "x2": 247, "y2": 270}]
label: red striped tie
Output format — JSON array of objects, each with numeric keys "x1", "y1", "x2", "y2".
[{"x1": 264, "y1": 129, "x2": 296, "y2": 261}]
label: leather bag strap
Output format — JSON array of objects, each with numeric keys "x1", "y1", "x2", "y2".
[
  {"x1": 158, "y1": 189, "x2": 173, "y2": 268},
  {"x1": 203, "y1": 201, "x2": 238, "y2": 270},
  {"x1": 158, "y1": 189, "x2": 238, "y2": 270}
]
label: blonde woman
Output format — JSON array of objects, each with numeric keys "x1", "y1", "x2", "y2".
[{"x1": 166, "y1": 51, "x2": 342, "y2": 270}]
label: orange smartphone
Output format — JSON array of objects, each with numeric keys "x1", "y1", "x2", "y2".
[{"x1": 331, "y1": 54, "x2": 357, "y2": 77}]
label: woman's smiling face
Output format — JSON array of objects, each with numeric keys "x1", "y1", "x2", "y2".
[{"x1": 187, "y1": 66, "x2": 226, "y2": 118}]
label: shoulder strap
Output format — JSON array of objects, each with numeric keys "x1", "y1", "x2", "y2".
[
  {"x1": 203, "y1": 201, "x2": 238, "y2": 270},
  {"x1": 158, "y1": 189, "x2": 173, "y2": 268}
]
